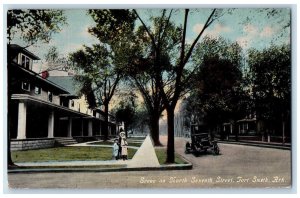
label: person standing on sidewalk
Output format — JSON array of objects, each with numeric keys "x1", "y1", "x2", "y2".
[
  {"x1": 112, "y1": 139, "x2": 119, "y2": 160},
  {"x1": 120, "y1": 131, "x2": 128, "y2": 160},
  {"x1": 118, "y1": 128, "x2": 124, "y2": 158}
]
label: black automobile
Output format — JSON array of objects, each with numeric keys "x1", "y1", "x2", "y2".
[{"x1": 185, "y1": 133, "x2": 220, "y2": 155}]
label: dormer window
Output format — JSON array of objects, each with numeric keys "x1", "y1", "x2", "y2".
[
  {"x1": 21, "y1": 54, "x2": 31, "y2": 70},
  {"x1": 35, "y1": 86, "x2": 41, "y2": 95},
  {"x1": 21, "y1": 81, "x2": 30, "y2": 92}
]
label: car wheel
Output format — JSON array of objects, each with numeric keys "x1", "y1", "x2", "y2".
[{"x1": 214, "y1": 145, "x2": 220, "y2": 155}]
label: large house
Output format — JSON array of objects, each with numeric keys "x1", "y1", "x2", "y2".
[{"x1": 8, "y1": 44, "x2": 117, "y2": 151}]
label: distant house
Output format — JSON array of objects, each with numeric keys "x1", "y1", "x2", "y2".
[{"x1": 8, "y1": 44, "x2": 116, "y2": 151}]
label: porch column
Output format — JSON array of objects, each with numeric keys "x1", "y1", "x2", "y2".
[
  {"x1": 68, "y1": 117, "x2": 73, "y2": 137},
  {"x1": 88, "y1": 120, "x2": 93, "y2": 136},
  {"x1": 230, "y1": 124, "x2": 233, "y2": 134},
  {"x1": 17, "y1": 101, "x2": 27, "y2": 139},
  {"x1": 48, "y1": 111, "x2": 54, "y2": 138}
]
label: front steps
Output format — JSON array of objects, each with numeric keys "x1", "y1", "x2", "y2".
[{"x1": 55, "y1": 137, "x2": 78, "y2": 146}]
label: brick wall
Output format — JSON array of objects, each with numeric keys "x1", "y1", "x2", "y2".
[{"x1": 10, "y1": 138, "x2": 55, "y2": 151}]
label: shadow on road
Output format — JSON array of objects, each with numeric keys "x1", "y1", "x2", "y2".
[{"x1": 188, "y1": 152, "x2": 223, "y2": 157}]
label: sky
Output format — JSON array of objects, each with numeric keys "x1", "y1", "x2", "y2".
[
  {"x1": 8, "y1": 7, "x2": 291, "y2": 112},
  {"x1": 10, "y1": 8, "x2": 291, "y2": 74}
]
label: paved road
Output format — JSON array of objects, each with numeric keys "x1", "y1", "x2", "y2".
[{"x1": 7, "y1": 136, "x2": 291, "y2": 189}]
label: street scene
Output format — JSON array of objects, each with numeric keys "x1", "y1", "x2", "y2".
[
  {"x1": 8, "y1": 136, "x2": 291, "y2": 189},
  {"x1": 5, "y1": 7, "x2": 292, "y2": 191}
]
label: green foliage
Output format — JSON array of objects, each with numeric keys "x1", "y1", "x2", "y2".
[
  {"x1": 7, "y1": 9, "x2": 67, "y2": 44},
  {"x1": 184, "y1": 37, "x2": 245, "y2": 127},
  {"x1": 69, "y1": 10, "x2": 137, "y2": 140},
  {"x1": 69, "y1": 44, "x2": 114, "y2": 109},
  {"x1": 130, "y1": 106, "x2": 151, "y2": 133},
  {"x1": 69, "y1": 9, "x2": 138, "y2": 110},
  {"x1": 248, "y1": 44, "x2": 291, "y2": 125},
  {"x1": 192, "y1": 36, "x2": 243, "y2": 69},
  {"x1": 114, "y1": 99, "x2": 136, "y2": 131},
  {"x1": 88, "y1": 9, "x2": 136, "y2": 43}
]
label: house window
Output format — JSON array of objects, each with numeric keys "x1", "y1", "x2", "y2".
[
  {"x1": 21, "y1": 54, "x2": 31, "y2": 69},
  {"x1": 34, "y1": 86, "x2": 41, "y2": 95},
  {"x1": 48, "y1": 91, "x2": 53, "y2": 102},
  {"x1": 21, "y1": 81, "x2": 30, "y2": 91},
  {"x1": 71, "y1": 100, "x2": 74, "y2": 107}
]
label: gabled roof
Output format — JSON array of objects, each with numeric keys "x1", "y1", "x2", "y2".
[
  {"x1": 8, "y1": 44, "x2": 40, "y2": 60},
  {"x1": 48, "y1": 76, "x2": 79, "y2": 96}
]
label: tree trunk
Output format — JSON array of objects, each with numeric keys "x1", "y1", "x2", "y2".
[
  {"x1": 103, "y1": 102, "x2": 109, "y2": 140},
  {"x1": 149, "y1": 112, "x2": 161, "y2": 146},
  {"x1": 7, "y1": 104, "x2": 15, "y2": 167},
  {"x1": 124, "y1": 123, "x2": 128, "y2": 138},
  {"x1": 166, "y1": 108, "x2": 175, "y2": 163}
]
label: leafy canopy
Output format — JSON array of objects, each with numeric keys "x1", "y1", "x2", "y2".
[{"x1": 7, "y1": 9, "x2": 67, "y2": 45}]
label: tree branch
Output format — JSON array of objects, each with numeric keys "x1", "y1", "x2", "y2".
[
  {"x1": 157, "y1": 9, "x2": 166, "y2": 44},
  {"x1": 171, "y1": 9, "x2": 189, "y2": 108},
  {"x1": 133, "y1": 76, "x2": 154, "y2": 108},
  {"x1": 133, "y1": 9, "x2": 157, "y2": 50},
  {"x1": 182, "y1": 9, "x2": 216, "y2": 66},
  {"x1": 108, "y1": 74, "x2": 120, "y2": 101},
  {"x1": 159, "y1": 9, "x2": 173, "y2": 41}
]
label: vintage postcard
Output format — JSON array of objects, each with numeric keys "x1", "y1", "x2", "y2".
[{"x1": 4, "y1": 4, "x2": 294, "y2": 193}]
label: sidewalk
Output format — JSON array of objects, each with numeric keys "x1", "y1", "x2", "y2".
[
  {"x1": 218, "y1": 139, "x2": 291, "y2": 150},
  {"x1": 127, "y1": 135, "x2": 160, "y2": 168}
]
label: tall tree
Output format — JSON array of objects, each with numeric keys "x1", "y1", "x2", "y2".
[
  {"x1": 248, "y1": 44, "x2": 291, "y2": 139},
  {"x1": 134, "y1": 9, "x2": 223, "y2": 163},
  {"x1": 68, "y1": 10, "x2": 137, "y2": 140},
  {"x1": 69, "y1": 44, "x2": 120, "y2": 140},
  {"x1": 186, "y1": 37, "x2": 246, "y2": 140},
  {"x1": 7, "y1": 9, "x2": 66, "y2": 167},
  {"x1": 123, "y1": 12, "x2": 182, "y2": 145},
  {"x1": 114, "y1": 98, "x2": 136, "y2": 137}
]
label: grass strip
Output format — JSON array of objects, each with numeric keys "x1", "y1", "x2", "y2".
[
  {"x1": 12, "y1": 146, "x2": 136, "y2": 163},
  {"x1": 155, "y1": 148, "x2": 188, "y2": 165}
]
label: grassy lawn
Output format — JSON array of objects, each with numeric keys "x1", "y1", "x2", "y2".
[
  {"x1": 12, "y1": 146, "x2": 137, "y2": 163},
  {"x1": 127, "y1": 137, "x2": 146, "y2": 141},
  {"x1": 155, "y1": 148, "x2": 188, "y2": 165},
  {"x1": 89, "y1": 141, "x2": 142, "y2": 147}
]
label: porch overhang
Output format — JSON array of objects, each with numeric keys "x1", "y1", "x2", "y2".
[{"x1": 11, "y1": 94, "x2": 93, "y2": 118}]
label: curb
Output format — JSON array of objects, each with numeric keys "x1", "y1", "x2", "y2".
[
  {"x1": 218, "y1": 140, "x2": 291, "y2": 150},
  {"x1": 8, "y1": 152, "x2": 193, "y2": 173},
  {"x1": 8, "y1": 163, "x2": 192, "y2": 173}
]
